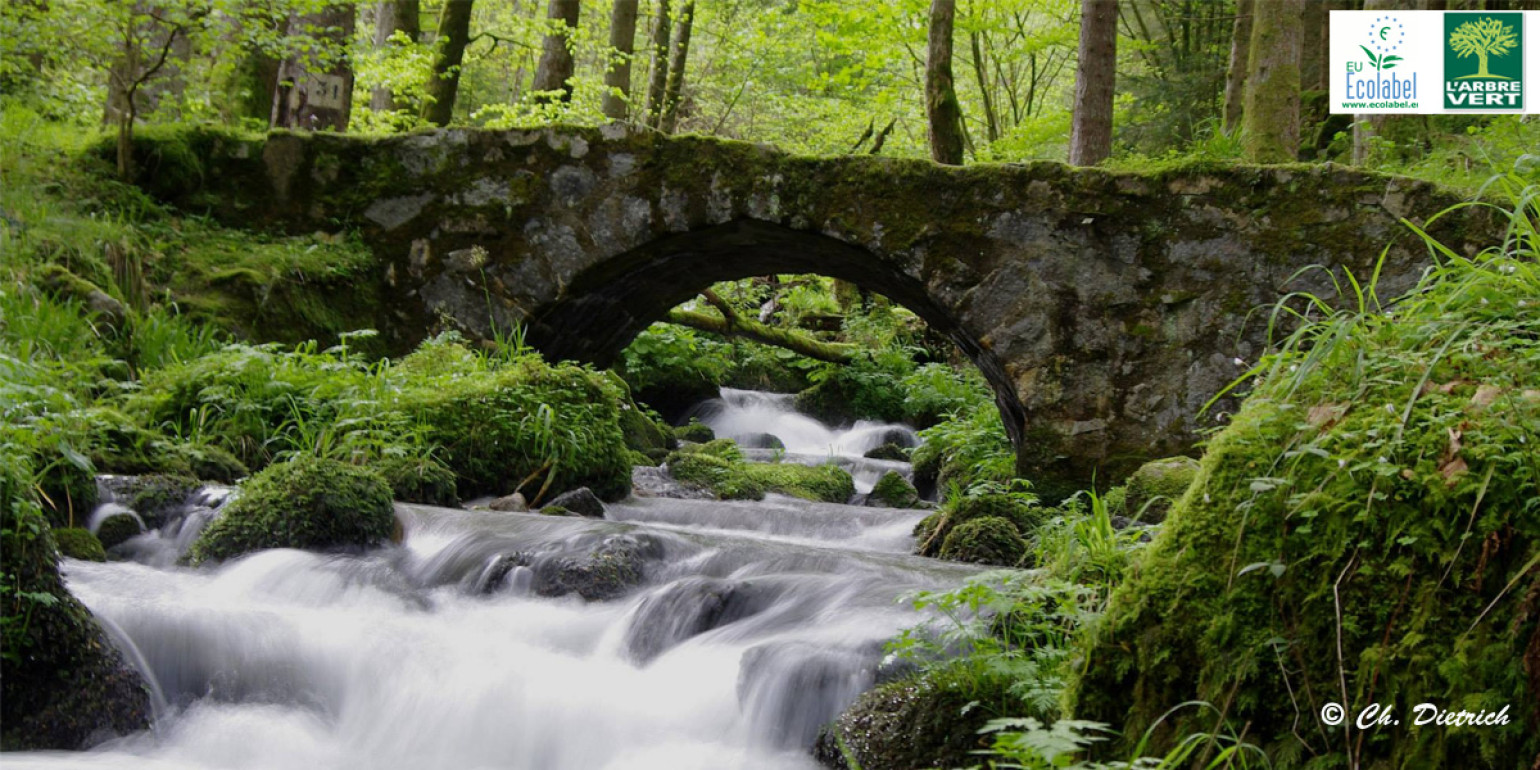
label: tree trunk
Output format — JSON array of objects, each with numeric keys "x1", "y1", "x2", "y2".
[
  {"x1": 271, "y1": 4, "x2": 358, "y2": 131},
  {"x1": 1299, "y1": 0, "x2": 1326, "y2": 94},
  {"x1": 532, "y1": 0, "x2": 581, "y2": 103},
  {"x1": 1241, "y1": 0, "x2": 1302, "y2": 163},
  {"x1": 925, "y1": 0, "x2": 965, "y2": 165},
  {"x1": 1351, "y1": 0, "x2": 1399, "y2": 165},
  {"x1": 420, "y1": 0, "x2": 473, "y2": 126},
  {"x1": 970, "y1": 31, "x2": 999, "y2": 143},
  {"x1": 1068, "y1": 0, "x2": 1117, "y2": 166},
  {"x1": 658, "y1": 0, "x2": 694, "y2": 133},
  {"x1": 370, "y1": 0, "x2": 421, "y2": 111},
  {"x1": 664, "y1": 308, "x2": 858, "y2": 364},
  {"x1": 1222, "y1": 0, "x2": 1253, "y2": 133},
  {"x1": 601, "y1": 0, "x2": 639, "y2": 119},
  {"x1": 644, "y1": 0, "x2": 672, "y2": 127}
]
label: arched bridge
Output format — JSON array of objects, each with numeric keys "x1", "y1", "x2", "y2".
[{"x1": 151, "y1": 125, "x2": 1495, "y2": 486}]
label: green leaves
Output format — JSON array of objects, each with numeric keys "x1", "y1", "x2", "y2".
[{"x1": 1359, "y1": 45, "x2": 1403, "y2": 72}]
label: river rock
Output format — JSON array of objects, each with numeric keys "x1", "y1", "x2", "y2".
[
  {"x1": 737, "y1": 432, "x2": 785, "y2": 450},
  {"x1": 543, "y1": 487, "x2": 605, "y2": 518},
  {"x1": 865, "y1": 470, "x2": 921, "y2": 509},
  {"x1": 862, "y1": 443, "x2": 910, "y2": 462},
  {"x1": 488, "y1": 492, "x2": 528, "y2": 512},
  {"x1": 624, "y1": 577, "x2": 776, "y2": 663},
  {"x1": 531, "y1": 533, "x2": 661, "y2": 601},
  {"x1": 1124, "y1": 455, "x2": 1200, "y2": 523}
]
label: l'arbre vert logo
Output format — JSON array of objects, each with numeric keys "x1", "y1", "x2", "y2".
[{"x1": 1444, "y1": 12, "x2": 1524, "y2": 110}]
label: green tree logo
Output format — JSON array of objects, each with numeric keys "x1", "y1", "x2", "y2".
[{"x1": 1448, "y1": 18, "x2": 1518, "y2": 79}]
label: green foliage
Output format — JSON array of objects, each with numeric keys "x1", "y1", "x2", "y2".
[
  {"x1": 1031, "y1": 488, "x2": 1149, "y2": 587},
  {"x1": 1072, "y1": 175, "x2": 1540, "y2": 768},
  {"x1": 50, "y1": 527, "x2": 105, "y2": 562},
  {"x1": 374, "y1": 453, "x2": 458, "y2": 507},
  {"x1": 673, "y1": 419, "x2": 716, "y2": 444},
  {"x1": 187, "y1": 455, "x2": 394, "y2": 565},
  {"x1": 912, "y1": 404, "x2": 1017, "y2": 495}
]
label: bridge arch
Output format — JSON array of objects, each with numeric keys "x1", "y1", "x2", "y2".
[
  {"x1": 523, "y1": 218, "x2": 1028, "y2": 444},
  {"x1": 148, "y1": 125, "x2": 1497, "y2": 487}
]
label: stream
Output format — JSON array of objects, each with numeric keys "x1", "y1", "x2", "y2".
[{"x1": 7, "y1": 391, "x2": 973, "y2": 770}]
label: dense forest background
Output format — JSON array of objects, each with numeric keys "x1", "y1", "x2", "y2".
[{"x1": 3, "y1": 0, "x2": 1537, "y2": 186}]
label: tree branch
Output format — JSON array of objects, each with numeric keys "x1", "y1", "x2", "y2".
[{"x1": 665, "y1": 307, "x2": 858, "y2": 364}]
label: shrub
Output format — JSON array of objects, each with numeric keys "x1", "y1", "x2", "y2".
[
  {"x1": 51, "y1": 527, "x2": 106, "y2": 561},
  {"x1": 187, "y1": 456, "x2": 394, "y2": 565}
]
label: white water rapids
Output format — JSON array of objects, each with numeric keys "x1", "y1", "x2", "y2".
[{"x1": 7, "y1": 391, "x2": 964, "y2": 770}]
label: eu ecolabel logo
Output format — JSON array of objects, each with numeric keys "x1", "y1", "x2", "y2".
[
  {"x1": 1346, "y1": 15, "x2": 1418, "y2": 104},
  {"x1": 1444, "y1": 11, "x2": 1524, "y2": 110}
]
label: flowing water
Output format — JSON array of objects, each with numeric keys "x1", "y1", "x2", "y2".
[{"x1": 8, "y1": 391, "x2": 967, "y2": 770}]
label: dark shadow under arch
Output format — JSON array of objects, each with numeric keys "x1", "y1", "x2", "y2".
[{"x1": 524, "y1": 219, "x2": 1027, "y2": 446}]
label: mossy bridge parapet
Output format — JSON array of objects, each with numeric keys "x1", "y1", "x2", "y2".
[{"x1": 136, "y1": 125, "x2": 1497, "y2": 485}]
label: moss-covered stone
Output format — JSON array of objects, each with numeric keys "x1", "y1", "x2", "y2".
[
  {"x1": 937, "y1": 516, "x2": 1026, "y2": 566},
  {"x1": 868, "y1": 470, "x2": 921, "y2": 509},
  {"x1": 1122, "y1": 455, "x2": 1198, "y2": 523},
  {"x1": 2, "y1": 453, "x2": 152, "y2": 750},
  {"x1": 914, "y1": 493, "x2": 1048, "y2": 558},
  {"x1": 746, "y1": 462, "x2": 855, "y2": 503},
  {"x1": 666, "y1": 440, "x2": 855, "y2": 503},
  {"x1": 664, "y1": 451, "x2": 766, "y2": 500},
  {"x1": 51, "y1": 527, "x2": 107, "y2": 561},
  {"x1": 619, "y1": 401, "x2": 673, "y2": 456},
  {"x1": 187, "y1": 456, "x2": 395, "y2": 565},
  {"x1": 863, "y1": 442, "x2": 911, "y2": 462},
  {"x1": 375, "y1": 454, "x2": 459, "y2": 507},
  {"x1": 124, "y1": 473, "x2": 201, "y2": 525},
  {"x1": 674, "y1": 419, "x2": 716, "y2": 444},
  {"x1": 35, "y1": 264, "x2": 126, "y2": 327},
  {"x1": 95, "y1": 513, "x2": 145, "y2": 550},
  {"x1": 813, "y1": 674, "x2": 1014, "y2": 770}
]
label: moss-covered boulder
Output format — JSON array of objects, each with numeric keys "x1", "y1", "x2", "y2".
[
  {"x1": 36, "y1": 264, "x2": 127, "y2": 327},
  {"x1": 863, "y1": 442, "x2": 911, "y2": 462},
  {"x1": 868, "y1": 470, "x2": 921, "y2": 509},
  {"x1": 664, "y1": 450, "x2": 766, "y2": 500},
  {"x1": 1071, "y1": 251, "x2": 1540, "y2": 768},
  {"x1": 386, "y1": 356, "x2": 632, "y2": 501},
  {"x1": 376, "y1": 454, "x2": 458, "y2": 507},
  {"x1": 748, "y1": 462, "x2": 855, "y2": 503},
  {"x1": 95, "y1": 513, "x2": 145, "y2": 550},
  {"x1": 187, "y1": 456, "x2": 394, "y2": 564},
  {"x1": 1122, "y1": 455, "x2": 1198, "y2": 523},
  {"x1": 2, "y1": 454, "x2": 152, "y2": 749},
  {"x1": 52, "y1": 527, "x2": 107, "y2": 561},
  {"x1": 674, "y1": 419, "x2": 715, "y2": 444},
  {"x1": 619, "y1": 401, "x2": 673, "y2": 456},
  {"x1": 119, "y1": 473, "x2": 201, "y2": 526},
  {"x1": 813, "y1": 675, "x2": 1012, "y2": 770},
  {"x1": 914, "y1": 492, "x2": 1048, "y2": 559},
  {"x1": 937, "y1": 516, "x2": 1027, "y2": 566}
]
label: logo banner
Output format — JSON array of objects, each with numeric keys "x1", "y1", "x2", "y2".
[{"x1": 1330, "y1": 10, "x2": 1535, "y2": 114}]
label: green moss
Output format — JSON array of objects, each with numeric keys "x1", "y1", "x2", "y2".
[
  {"x1": 664, "y1": 451, "x2": 766, "y2": 500},
  {"x1": 375, "y1": 454, "x2": 458, "y2": 507},
  {"x1": 1070, "y1": 251, "x2": 1540, "y2": 768},
  {"x1": 51, "y1": 528, "x2": 106, "y2": 562},
  {"x1": 745, "y1": 462, "x2": 855, "y2": 503},
  {"x1": 1100, "y1": 485, "x2": 1127, "y2": 517},
  {"x1": 1122, "y1": 456, "x2": 1198, "y2": 523},
  {"x1": 125, "y1": 474, "x2": 200, "y2": 521},
  {"x1": 94, "y1": 514, "x2": 144, "y2": 550},
  {"x1": 36, "y1": 456, "x2": 96, "y2": 529},
  {"x1": 869, "y1": 470, "x2": 921, "y2": 509},
  {"x1": 619, "y1": 401, "x2": 672, "y2": 456},
  {"x1": 914, "y1": 493, "x2": 1048, "y2": 558},
  {"x1": 187, "y1": 456, "x2": 395, "y2": 565},
  {"x1": 814, "y1": 672, "x2": 1022, "y2": 770},
  {"x1": 674, "y1": 419, "x2": 715, "y2": 444},
  {"x1": 937, "y1": 516, "x2": 1027, "y2": 566},
  {"x1": 863, "y1": 443, "x2": 911, "y2": 462}
]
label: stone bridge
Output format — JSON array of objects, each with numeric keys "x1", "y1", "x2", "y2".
[{"x1": 150, "y1": 125, "x2": 1495, "y2": 485}]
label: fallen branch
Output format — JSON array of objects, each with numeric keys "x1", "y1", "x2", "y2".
[{"x1": 664, "y1": 307, "x2": 858, "y2": 364}]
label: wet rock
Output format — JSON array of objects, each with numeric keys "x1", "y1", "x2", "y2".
[
  {"x1": 488, "y1": 492, "x2": 528, "y2": 512},
  {"x1": 862, "y1": 443, "x2": 910, "y2": 462},
  {"x1": 631, "y1": 466, "x2": 715, "y2": 500},
  {"x1": 813, "y1": 676, "x2": 1000, "y2": 770},
  {"x1": 737, "y1": 432, "x2": 785, "y2": 450},
  {"x1": 543, "y1": 487, "x2": 605, "y2": 518},
  {"x1": 673, "y1": 420, "x2": 716, "y2": 444},
  {"x1": 531, "y1": 533, "x2": 662, "y2": 601},
  {"x1": 98, "y1": 474, "x2": 200, "y2": 529},
  {"x1": 739, "y1": 641, "x2": 871, "y2": 750},
  {"x1": 624, "y1": 577, "x2": 776, "y2": 663},
  {"x1": 865, "y1": 471, "x2": 921, "y2": 509},
  {"x1": 473, "y1": 552, "x2": 533, "y2": 594},
  {"x1": 95, "y1": 513, "x2": 145, "y2": 550}
]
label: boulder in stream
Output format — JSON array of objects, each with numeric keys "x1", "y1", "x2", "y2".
[
  {"x1": 542, "y1": 487, "x2": 606, "y2": 518},
  {"x1": 865, "y1": 470, "x2": 921, "y2": 509},
  {"x1": 532, "y1": 533, "x2": 661, "y2": 601}
]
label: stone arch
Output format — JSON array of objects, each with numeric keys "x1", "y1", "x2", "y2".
[{"x1": 523, "y1": 218, "x2": 1027, "y2": 444}]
